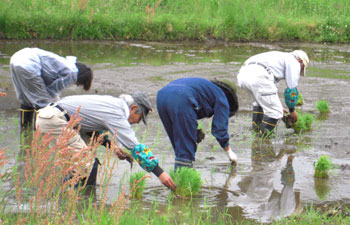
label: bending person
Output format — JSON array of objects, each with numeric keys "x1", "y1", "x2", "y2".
[
  {"x1": 36, "y1": 92, "x2": 176, "y2": 190},
  {"x1": 237, "y1": 50, "x2": 309, "y2": 137},
  {"x1": 10, "y1": 47, "x2": 93, "y2": 131},
  {"x1": 156, "y1": 77, "x2": 239, "y2": 171}
]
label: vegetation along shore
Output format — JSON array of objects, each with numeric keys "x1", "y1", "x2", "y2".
[{"x1": 1, "y1": 0, "x2": 350, "y2": 42}]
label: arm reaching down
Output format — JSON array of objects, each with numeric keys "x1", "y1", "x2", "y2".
[{"x1": 131, "y1": 144, "x2": 176, "y2": 190}]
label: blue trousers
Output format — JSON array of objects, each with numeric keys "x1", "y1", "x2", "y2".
[{"x1": 157, "y1": 88, "x2": 198, "y2": 167}]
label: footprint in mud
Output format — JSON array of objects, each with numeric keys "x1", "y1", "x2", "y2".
[
  {"x1": 205, "y1": 156, "x2": 216, "y2": 161},
  {"x1": 339, "y1": 164, "x2": 350, "y2": 170}
]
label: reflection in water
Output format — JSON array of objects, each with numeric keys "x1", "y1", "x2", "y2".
[
  {"x1": 236, "y1": 140, "x2": 300, "y2": 223},
  {"x1": 314, "y1": 178, "x2": 330, "y2": 200}
]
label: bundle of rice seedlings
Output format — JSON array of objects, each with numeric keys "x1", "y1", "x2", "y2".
[
  {"x1": 316, "y1": 100, "x2": 330, "y2": 114},
  {"x1": 129, "y1": 171, "x2": 148, "y2": 199},
  {"x1": 293, "y1": 113, "x2": 314, "y2": 133},
  {"x1": 170, "y1": 167, "x2": 202, "y2": 198},
  {"x1": 296, "y1": 93, "x2": 304, "y2": 106},
  {"x1": 314, "y1": 155, "x2": 332, "y2": 179}
]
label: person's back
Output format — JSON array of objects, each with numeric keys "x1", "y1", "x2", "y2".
[
  {"x1": 10, "y1": 47, "x2": 93, "y2": 131},
  {"x1": 58, "y1": 95, "x2": 138, "y2": 150}
]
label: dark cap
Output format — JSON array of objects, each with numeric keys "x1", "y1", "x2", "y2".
[
  {"x1": 211, "y1": 79, "x2": 239, "y2": 117},
  {"x1": 132, "y1": 91, "x2": 153, "y2": 125}
]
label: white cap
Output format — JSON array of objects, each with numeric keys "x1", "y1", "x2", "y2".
[
  {"x1": 291, "y1": 50, "x2": 309, "y2": 67},
  {"x1": 291, "y1": 50, "x2": 309, "y2": 76}
]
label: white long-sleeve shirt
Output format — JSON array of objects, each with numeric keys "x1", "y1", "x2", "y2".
[
  {"x1": 58, "y1": 95, "x2": 139, "y2": 150},
  {"x1": 10, "y1": 48, "x2": 78, "y2": 108},
  {"x1": 244, "y1": 51, "x2": 301, "y2": 89}
]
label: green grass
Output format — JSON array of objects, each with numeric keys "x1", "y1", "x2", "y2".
[
  {"x1": 170, "y1": 167, "x2": 202, "y2": 198},
  {"x1": 129, "y1": 171, "x2": 147, "y2": 199},
  {"x1": 308, "y1": 67, "x2": 350, "y2": 79},
  {"x1": 1, "y1": 0, "x2": 350, "y2": 42},
  {"x1": 316, "y1": 100, "x2": 330, "y2": 114},
  {"x1": 293, "y1": 113, "x2": 314, "y2": 133},
  {"x1": 314, "y1": 155, "x2": 332, "y2": 179}
]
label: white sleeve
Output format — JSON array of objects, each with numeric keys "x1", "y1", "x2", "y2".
[{"x1": 285, "y1": 60, "x2": 301, "y2": 89}]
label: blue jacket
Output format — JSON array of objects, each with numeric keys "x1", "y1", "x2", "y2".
[{"x1": 157, "y1": 77, "x2": 230, "y2": 160}]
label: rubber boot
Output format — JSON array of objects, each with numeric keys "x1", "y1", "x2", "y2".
[
  {"x1": 20, "y1": 104, "x2": 35, "y2": 131},
  {"x1": 252, "y1": 106, "x2": 264, "y2": 133},
  {"x1": 259, "y1": 115, "x2": 278, "y2": 139},
  {"x1": 81, "y1": 158, "x2": 101, "y2": 186},
  {"x1": 174, "y1": 157, "x2": 193, "y2": 172}
]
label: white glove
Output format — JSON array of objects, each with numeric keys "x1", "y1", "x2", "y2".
[{"x1": 226, "y1": 147, "x2": 238, "y2": 166}]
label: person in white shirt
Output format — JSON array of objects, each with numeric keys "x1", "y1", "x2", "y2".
[
  {"x1": 237, "y1": 50, "x2": 309, "y2": 137},
  {"x1": 36, "y1": 92, "x2": 176, "y2": 190},
  {"x1": 10, "y1": 47, "x2": 93, "y2": 131}
]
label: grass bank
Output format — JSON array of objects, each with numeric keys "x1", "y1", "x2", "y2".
[{"x1": 0, "y1": 0, "x2": 350, "y2": 42}]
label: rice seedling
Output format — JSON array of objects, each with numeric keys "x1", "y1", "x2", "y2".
[
  {"x1": 170, "y1": 167, "x2": 202, "y2": 198},
  {"x1": 314, "y1": 155, "x2": 333, "y2": 179},
  {"x1": 129, "y1": 171, "x2": 149, "y2": 199},
  {"x1": 293, "y1": 113, "x2": 314, "y2": 133},
  {"x1": 316, "y1": 100, "x2": 330, "y2": 114},
  {"x1": 297, "y1": 93, "x2": 304, "y2": 106}
]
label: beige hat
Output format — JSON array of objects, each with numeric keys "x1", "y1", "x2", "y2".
[{"x1": 291, "y1": 50, "x2": 309, "y2": 76}]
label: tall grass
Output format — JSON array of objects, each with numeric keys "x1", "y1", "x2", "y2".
[
  {"x1": 1, "y1": 0, "x2": 350, "y2": 42},
  {"x1": 129, "y1": 171, "x2": 149, "y2": 199},
  {"x1": 0, "y1": 111, "x2": 131, "y2": 224}
]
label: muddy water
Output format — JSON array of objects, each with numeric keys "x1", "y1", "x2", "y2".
[{"x1": 1, "y1": 41, "x2": 350, "y2": 223}]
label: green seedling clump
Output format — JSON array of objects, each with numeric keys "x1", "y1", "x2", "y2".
[
  {"x1": 293, "y1": 113, "x2": 314, "y2": 133},
  {"x1": 316, "y1": 100, "x2": 330, "y2": 114},
  {"x1": 297, "y1": 93, "x2": 304, "y2": 106},
  {"x1": 129, "y1": 171, "x2": 147, "y2": 199},
  {"x1": 170, "y1": 167, "x2": 202, "y2": 198},
  {"x1": 314, "y1": 155, "x2": 332, "y2": 179}
]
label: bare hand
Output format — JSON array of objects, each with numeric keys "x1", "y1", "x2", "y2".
[
  {"x1": 158, "y1": 172, "x2": 176, "y2": 191},
  {"x1": 114, "y1": 147, "x2": 134, "y2": 167},
  {"x1": 289, "y1": 111, "x2": 298, "y2": 123}
]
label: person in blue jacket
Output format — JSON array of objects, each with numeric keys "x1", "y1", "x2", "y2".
[
  {"x1": 157, "y1": 77, "x2": 239, "y2": 170},
  {"x1": 10, "y1": 47, "x2": 93, "y2": 131}
]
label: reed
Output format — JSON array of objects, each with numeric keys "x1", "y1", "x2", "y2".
[
  {"x1": 0, "y1": 109, "x2": 133, "y2": 224},
  {"x1": 129, "y1": 171, "x2": 149, "y2": 199}
]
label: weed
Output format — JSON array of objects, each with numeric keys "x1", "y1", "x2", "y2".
[
  {"x1": 129, "y1": 171, "x2": 149, "y2": 199},
  {"x1": 316, "y1": 100, "x2": 330, "y2": 114},
  {"x1": 314, "y1": 155, "x2": 332, "y2": 179},
  {"x1": 170, "y1": 167, "x2": 202, "y2": 198}
]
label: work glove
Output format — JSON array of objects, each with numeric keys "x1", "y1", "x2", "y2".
[
  {"x1": 197, "y1": 129, "x2": 205, "y2": 143},
  {"x1": 225, "y1": 147, "x2": 237, "y2": 167}
]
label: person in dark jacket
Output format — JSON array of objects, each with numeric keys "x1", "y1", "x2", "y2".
[
  {"x1": 10, "y1": 47, "x2": 93, "y2": 131},
  {"x1": 156, "y1": 77, "x2": 239, "y2": 170}
]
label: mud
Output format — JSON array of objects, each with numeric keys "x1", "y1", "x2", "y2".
[{"x1": 1, "y1": 41, "x2": 350, "y2": 223}]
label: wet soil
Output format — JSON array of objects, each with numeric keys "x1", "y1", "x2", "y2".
[{"x1": 1, "y1": 41, "x2": 350, "y2": 223}]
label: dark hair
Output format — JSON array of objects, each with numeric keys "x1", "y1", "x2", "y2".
[
  {"x1": 211, "y1": 80, "x2": 239, "y2": 117},
  {"x1": 76, "y1": 62, "x2": 93, "y2": 91}
]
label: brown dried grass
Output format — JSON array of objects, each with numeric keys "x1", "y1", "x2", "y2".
[{"x1": 10, "y1": 109, "x2": 132, "y2": 224}]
